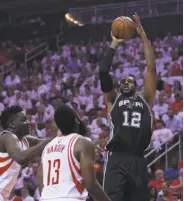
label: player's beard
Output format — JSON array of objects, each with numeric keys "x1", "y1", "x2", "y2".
[
  {"x1": 79, "y1": 120, "x2": 88, "y2": 136},
  {"x1": 72, "y1": 108, "x2": 88, "y2": 136},
  {"x1": 120, "y1": 88, "x2": 136, "y2": 97}
]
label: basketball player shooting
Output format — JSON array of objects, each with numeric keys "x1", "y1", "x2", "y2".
[
  {"x1": 0, "y1": 106, "x2": 51, "y2": 201},
  {"x1": 37, "y1": 104, "x2": 112, "y2": 201},
  {"x1": 99, "y1": 13, "x2": 156, "y2": 201}
]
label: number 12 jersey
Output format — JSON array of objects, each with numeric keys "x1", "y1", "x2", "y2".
[
  {"x1": 107, "y1": 93, "x2": 153, "y2": 155},
  {"x1": 40, "y1": 134, "x2": 88, "y2": 201}
]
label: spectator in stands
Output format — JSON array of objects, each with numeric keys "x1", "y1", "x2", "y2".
[
  {"x1": 149, "y1": 169, "x2": 168, "y2": 191},
  {"x1": 22, "y1": 164, "x2": 33, "y2": 178},
  {"x1": 151, "y1": 120, "x2": 173, "y2": 152},
  {"x1": 173, "y1": 81, "x2": 182, "y2": 95},
  {"x1": 156, "y1": 74, "x2": 165, "y2": 91},
  {"x1": 164, "y1": 159, "x2": 181, "y2": 182},
  {"x1": 170, "y1": 169, "x2": 183, "y2": 196},
  {"x1": 29, "y1": 84, "x2": 41, "y2": 102},
  {"x1": 22, "y1": 177, "x2": 32, "y2": 192},
  {"x1": 91, "y1": 111, "x2": 107, "y2": 127},
  {"x1": 158, "y1": 184, "x2": 171, "y2": 201},
  {"x1": 170, "y1": 94, "x2": 183, "y2": 114},
  {"x1": 8, "y1": 92, "x2": 21, "y2": 107},
  {"x1": 42, "y1": 99, "x2": 54, "y2": 118},
  {"x1": 152, "y1": 95, "x2": 169, "y2": 117},
  {"x1": 168, "y1": 59, "x2": 182, "y2": 77},
  {"x1": 39, "y1": 120, "x2": 53, "y2": 138},
  {"x1": 165, "y1": 87, "x2": 175, "y2": 104},
  {"x1": 5, "y1": 71, "x2": 21, "y2": 87},
  {"x1": 29, "y1": 162, "x2": 39, "y2": 190},
  {"x1": 162, "y1": 107, "x2": 182, "y2": 133},
  {"x1": 33, "y1": 105, "x2": 52, "y2": 124},
  {"x1": 20, "y1": 188, "x2": 34, "y2": 201},
  {"x1": 3, "y1": 88, "x2": 14, "y2": 106},
  {"x1": 86, "y1": 96, "x2": 103, "y2": 118},
  {"x1": 148, "y1": 186, "x2": 158, "y2": 201},
  {"x1": 19, "y1": 93, "x2": 33, "y2": 111},
  {"x1": 157, "y1": 184, "x2": 171, "y2": 201},
  {"x1": 90, "y1": 78, "x2": 101, "y2": 96},
  {"x1": 170, "y1": 193, "x2": 182, "y2": 201}
]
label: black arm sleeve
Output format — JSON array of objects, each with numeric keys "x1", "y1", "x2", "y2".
[{"x1": 99, "y1": 48, "x2": 115, "y2": 93}]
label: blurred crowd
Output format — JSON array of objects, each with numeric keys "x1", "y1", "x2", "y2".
[
  {"x1": 0, "y1": 39, "x2": 41, "y2": 65},
  {"x1": 0, "y1": 32, "x2": 183, "y2": 201}
]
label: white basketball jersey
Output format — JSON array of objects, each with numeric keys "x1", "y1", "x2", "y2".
[
  {"x1": 40, "y1": 134, "x2": 88, "y2": 201},
  {"x1": 0, "y1": 131, "x2": 29, "y2": 200}
]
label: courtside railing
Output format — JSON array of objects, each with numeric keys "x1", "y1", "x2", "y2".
[
  {"x1": 24, "y1": 42, "x2": 49, "y2": 72},
  {"x1": 69, "y1": 0, "x2": 182, "y2": 25},
  {"x1": 144, "y1": 132, "x2": 182, "y2": 169},
  {"x1": 56, "y1": 30, "x2": 64, "y2": 48},
  {"x1": 56, "y1": 22, "x2": 64, "y2": 47},
  {"x1": 0, "y1": 61, "x2": 16, "y2": 76}
]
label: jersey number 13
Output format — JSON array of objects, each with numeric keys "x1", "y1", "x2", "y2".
[
  {"x1": 122, "y1": 111, "x2": 141, "y2": 128},
  {"x1": 47, "y1": 159, "x2": 61, "y2": 186}
]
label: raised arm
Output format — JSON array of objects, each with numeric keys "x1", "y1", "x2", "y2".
[
  {"x1": 99, "y1": 34, "x2": 124, "y2": 112},
  {"x1": 75, "y1": 137, "x2": 111, "y2": 201},
  {"x1": 3, "y1": 133, "x2": 50, "y2": 165},
  {"x1": 26, "y1": 135, "x2": 44, "y2": 146},
  {"x1": 133, "y1": 13, "x2": 157, "y2": 105}
]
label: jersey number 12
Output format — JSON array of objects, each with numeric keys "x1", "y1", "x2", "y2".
[
  {"x1": 47, "y1": 159, "x2": 61, "y2": 186},
  {"x1": 122, "y1": 111, "x2": 141, "y2": 128}
]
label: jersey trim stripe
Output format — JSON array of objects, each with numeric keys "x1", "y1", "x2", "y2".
[
  {"x1": 138, "y1": 94, "x2": 153, "y2": 129},
  {"x1": 0, "y1": 158, "x2": 12, "y2": 168},
  {"x1": 107, "y1": 115, "x2": 114, "y2": 144},
  {"x1": 68, "y1": 135, "x2": 84, "y2": 194},
  {"x1": 102, "y1": 151, "x2": 109, "y2": 189},
  {"x1": 23, "y1": 137, "x2": 29, "y2": 148},
  {"x1": 0, "y1": 159, "x2": 14, "y2": 175},
  {"x1": 69, "y1": 137, "x2": 80, "y2": 175},
  {"x1": 108, "y1": 93, "x2": 121, "y2": 115},
  {"x1": 0, "y1": 156, "x2": 11, "y2": 162}
]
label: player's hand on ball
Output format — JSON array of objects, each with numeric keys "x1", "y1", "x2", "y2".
[
  {"x1": 111, "y1": 32, "x2": 125, "y2": 43},
  {"x1": 110, "y1": 31, "x2": 125, "y2": 49},
  {"x1": 133, "y1": 13, "x2": 145, "y2": 36}
]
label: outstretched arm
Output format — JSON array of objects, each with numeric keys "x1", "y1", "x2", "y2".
[
  {"x1": 99, "y1": 33, "x2": 124, "y2": 112},
  {"x1": 75, "y1": 137, "x2": 111, "y2": 201},
  {"x1": 26, "y1": 135, "x2": 44, "y2": 146},
  {"x1": 3, "y1": 133, "x2": 50, "y2": 165},
  {"x1": 133, "y1": 13, "x2": 157, "y2": 105}
]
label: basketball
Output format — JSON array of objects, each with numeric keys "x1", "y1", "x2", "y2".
[{"x1": 111, "y1": 16, "x2": 135, "y2": 39}]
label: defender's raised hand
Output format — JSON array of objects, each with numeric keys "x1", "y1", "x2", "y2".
[{"x1": 133, "y1": 13, "x2": 145, "y2": 36}]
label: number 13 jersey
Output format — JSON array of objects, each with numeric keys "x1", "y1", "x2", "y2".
[
  {"x1": 40, "y1": 134, "x2": 88, "y2": 201},
  {"x1": 107, "y1": 93, "x2": 153, "y2": 155}
]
